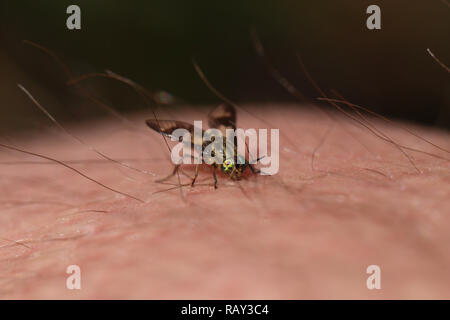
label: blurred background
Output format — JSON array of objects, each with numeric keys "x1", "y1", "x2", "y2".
[{"x1": 0, "y1": 0, "x2": 449, "y2": 135}]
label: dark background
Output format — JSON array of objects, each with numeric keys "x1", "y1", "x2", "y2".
[{"x1": 0, "y1": 0, "x2": 449, "y2": 134}]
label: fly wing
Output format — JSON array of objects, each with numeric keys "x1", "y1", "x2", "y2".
[
  {"x1": 208, "y1": 104, "x2": 237, "y2": 159},
  {"x1": 208, "y1": 103, "x2": 236, "y2": 133},
  {"x1": 146, "y1": 119, "x2": 204, "y2": 162},
  {"x1": 146, "y1": 119, "x2": 196, "y2": 139}
]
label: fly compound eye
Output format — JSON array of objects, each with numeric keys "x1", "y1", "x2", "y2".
[{"x1": 223, "y1": 159, "x2": 234, "y2": 172}]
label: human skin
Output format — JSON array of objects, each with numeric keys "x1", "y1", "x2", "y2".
[{"x1": 0, "y1": 105, "x2": 449, "y2": 299}]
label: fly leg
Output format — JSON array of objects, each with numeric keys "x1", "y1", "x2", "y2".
[
  {"x1": 191, "y1": 164, "x2": 200, "y2": 186},
  {"x1": 212, "y1": 165, "x2": 218, "y2": 189},
  {"x1": 249, "y1": 164, "x2": 260, "y2": 174},
  {"x1": 155, "y1": 164, "x2": 181, "y2": 183},
  {"x1": 179, "y1": 168, "x2": 193, "y2": 180}
]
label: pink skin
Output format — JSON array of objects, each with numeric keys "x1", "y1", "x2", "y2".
[{"x1": 0, "y1": 105, "x2": 449, "y2": 299}]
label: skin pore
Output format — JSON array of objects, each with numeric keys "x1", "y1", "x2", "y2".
[{"x1": 0, "y1": 102, "x2": 449, "y2": 299}]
